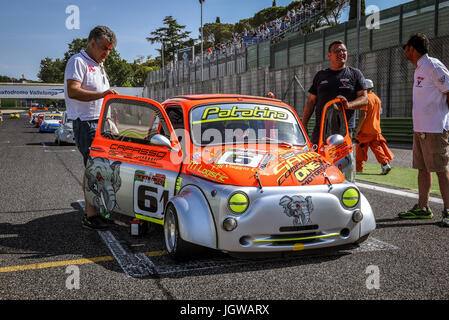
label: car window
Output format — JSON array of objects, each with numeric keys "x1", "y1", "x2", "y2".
[
  {"x1": 322, "y1": 103, "x2": 347, "y2": 144},
  {"x1": 101, "y1": 98, "x2": 170, "y2": 145},
  {"x1": 44, "y1": 114, "x2": 61, "y2": 120},
  {"x1": 190, "y1": 103, "x2": 307, "y2": 146}
]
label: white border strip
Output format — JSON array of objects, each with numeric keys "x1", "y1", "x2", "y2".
[
  {"x1": 356, "y1": 181, "x2": 443, "y2": 204},
  {"x1": 77, "y1": 200, "x2": 156, "y2": 278}
]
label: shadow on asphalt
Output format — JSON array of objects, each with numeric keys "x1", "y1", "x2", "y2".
[
  {"x1": 375, "y1": 217, "x2": 443, "y2": 229},
  {"x1": 0, "y1": 204, "x2": 123, "y2": 274},
  {"x1": 0, "y1": 201, "x2": 363, "y2": 279}
]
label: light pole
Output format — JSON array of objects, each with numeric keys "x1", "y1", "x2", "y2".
[
  {"x1": 356, "y1": 0, "x2": 361, "y2": 69},
  {"x1": 199, "y1": 0, "x2": 205, "y2": 82},
  {"x1": 161, "y1": 41, "x2": 166, "y2": 100}
]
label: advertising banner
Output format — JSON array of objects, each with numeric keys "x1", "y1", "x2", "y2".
[{"x1": 0, "y1": 84, "x2": 143, "y2": 99}]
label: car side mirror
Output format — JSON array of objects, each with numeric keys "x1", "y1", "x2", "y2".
[
  {"x1": 326, "y1": 134, "x2": 344, "y2": 146},
  {"x1": 150, "y1": 134, "x2": 179, "y2": 152}
]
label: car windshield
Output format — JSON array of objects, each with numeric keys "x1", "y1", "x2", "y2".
[
  {"x1": 190, "y1": 103, "x2": 307, "y2": 146},
  {"x1": 44, "y1": 114, "x2": 61, "y2": 120}
]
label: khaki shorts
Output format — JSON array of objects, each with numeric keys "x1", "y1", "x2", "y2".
[{"x1": 413, "y1": 131, "x2": 449, "y2": 172}]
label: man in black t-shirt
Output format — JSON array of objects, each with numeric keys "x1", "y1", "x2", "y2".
[{"x1": 302, "y1": 40, "x2": 368, "y2": 145}]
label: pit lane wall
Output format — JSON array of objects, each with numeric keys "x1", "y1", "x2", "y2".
[{"x1": 144, "y1": 0, "x2": 449, "y2": 120}]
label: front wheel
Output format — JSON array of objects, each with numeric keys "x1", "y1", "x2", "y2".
[{"x1": 164, "y1": 204, "x2": 197, "y2": 261}]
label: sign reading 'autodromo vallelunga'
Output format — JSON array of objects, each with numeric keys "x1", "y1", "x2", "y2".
[
  {"x1": 0, "y1": 85, "x2": 65, "y2": 99},
  {"x1": 0, "y1": 85, "x2": 144, "y2": 99}
]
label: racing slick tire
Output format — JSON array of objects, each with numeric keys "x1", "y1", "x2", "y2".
[{"x1": 163, "y1": 204, "x2": 201, "y2": 261}]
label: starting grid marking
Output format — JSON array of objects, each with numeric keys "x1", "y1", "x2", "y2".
[
  {"x1": 95, "y1": 231, "x2": 398, "y2": 278},
  {"x1": 41, "y1": 142, "x2": 76, "y2": 153},
  {"x1": 356, "y1": 181, "x2": 443, "y2": 204},
  {"x1": 0, "y1": 236, "x2": 398, "y2": 276},
  {"x1": 0, "y1": 198, "x2": 400, "y2": 276},
  {"x1": 32, "y1": 200, "x2": 397, "y2": 278}
]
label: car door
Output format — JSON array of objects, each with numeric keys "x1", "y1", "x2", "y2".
[
  {"x1": 86, "y1": 95, "x2": 183, "y2": 225},
  {"x1": 317, "y1": 98, "x2": 354, "y2": 181}
]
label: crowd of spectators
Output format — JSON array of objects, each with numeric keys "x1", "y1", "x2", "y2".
[{"x1": 203, "y1": 0, "x2": 326, "y2": 59}]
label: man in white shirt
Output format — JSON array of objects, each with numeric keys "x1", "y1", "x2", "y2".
[
  {"x1": 64, "y1": 25, "x2": 118, "y2": 230},
  {"x1": 399, "y1": 33, "x2": 449, "y2": 227}
]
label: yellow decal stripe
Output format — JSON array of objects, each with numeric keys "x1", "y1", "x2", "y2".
[
  {"x1": 253, "y1": 232, "x2": 340, "y2": 243},
  {"x1": 135, "y1": 214, "x2": 164, "y2": 225},
  {"x1": 192, "y1": 117, "x2": 291, "y2": 125}
]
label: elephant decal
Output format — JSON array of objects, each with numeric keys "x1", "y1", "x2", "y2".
[
  {"x1": 279, "y1": 195, "x2": 314, "y2": 226},
  {"x1": 85, "y1": 158, "x2": 122, "y2": 212}
]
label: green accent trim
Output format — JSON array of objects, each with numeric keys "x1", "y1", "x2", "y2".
[
  {"x1": 135, "y1": 214, "x2": 164, "y2": 225},
  {"x1": 253, "y1": 232, "x2": 340, "y2": 243}
]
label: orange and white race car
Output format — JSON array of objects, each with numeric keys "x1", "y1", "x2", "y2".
[{"x1": 85, "y1": 94, "x2": 375, "y2": 259}]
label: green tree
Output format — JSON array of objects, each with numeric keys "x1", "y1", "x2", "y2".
[
  {"x1": 37, "y1": 58, "x2": 64, "y2": 83},
  {"x1": 37, "y1": 38, "x2": 136, "y2": 86},
  {"x1": 63, "y1": 38, "x2": 88, "y2": 67},
  {"x1": 250, "y1": 6, "x2": 286, "y2": 28},
  {"x1": 202, "y1": 22, "x2": 234, "y2": 44},
  {"x1": 321, "y1": 0, "x2": 350, "y2": 25},
  {"x1": 0, "y1": 75, "x2": 19, "y2": 82},
  {"x1": 129, "y1": 56, "x2": 160, "y2": 87},
  {"x1": 104, "y1": 50, "x2": 134, "y2": 87},
  {"x1": 349, "y1": 0, "x2": 366, "y2": 20},
  {"x1": 146, "y1": 16, "x2": 193, "y2": 63}
]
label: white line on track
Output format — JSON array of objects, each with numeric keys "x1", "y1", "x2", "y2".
[
  {"x1": 41, "y1": 141, "x2": 75, "y2": 152},
  {"x1": 356, "y1": 181, "x2": 443, "y2": 204},
  {"x1": 77, "y1": 200, "x2": 156, "y2": 278}
]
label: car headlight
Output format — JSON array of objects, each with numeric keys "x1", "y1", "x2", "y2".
[
  {"x1": 228, "y1": 192, "x2": 249, "y2": 214},
  {"x1": 341, "y1": 187, "x2": 360, "y2": 208}
]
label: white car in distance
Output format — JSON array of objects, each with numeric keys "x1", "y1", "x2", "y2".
[{"x1": 54, "y1": 112, "x2": 75, "y2": 145}]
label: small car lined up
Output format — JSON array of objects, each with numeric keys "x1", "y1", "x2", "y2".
[
  {"x1": 39, "y1": 113, "x2": 62, "y2": 133},
  {"x1": 85, "y1": 94, "x2": 375, "y2": 260},
  {"x1": 54, "y1": 111, "x2": 75, "y2": 145}
]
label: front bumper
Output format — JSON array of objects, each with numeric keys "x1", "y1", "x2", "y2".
[
  {"x1": 40, "y1": 125, "x2": 60, "y2": 132},
  {"x1": 208, "y1": 183, "x2": 375, "y2": 253}
]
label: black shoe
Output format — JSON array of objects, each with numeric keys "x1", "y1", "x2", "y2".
[
  {"x1": 442, "y1": 209, "x2": 449, "y2": 227},
  {"x1": 82, "y1": 214, "x2": 110, "y2": 230},
  {"x1": 98, "y1": 214, "x2": 115, "y2": 225}
]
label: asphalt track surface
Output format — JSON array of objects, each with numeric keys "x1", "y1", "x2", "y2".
[{"x1": 1, "y1": 114, "x2": 449, "y2": 306}]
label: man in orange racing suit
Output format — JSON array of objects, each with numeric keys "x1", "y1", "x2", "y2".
[{"x1": 355, "y1": 79, "x2": 394, "y2": 175}]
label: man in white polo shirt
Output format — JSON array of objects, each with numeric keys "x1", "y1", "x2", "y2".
[
  {"x1": 64, "y1": 25, "x2": 118, "y2": 230},
  {"x1": 399, "y1": 33, "x2": 449, "y2": 227}
]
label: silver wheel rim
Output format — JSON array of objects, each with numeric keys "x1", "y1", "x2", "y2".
[{"x1": 164, "y1": 208, "x2": 176, "y2": 252}]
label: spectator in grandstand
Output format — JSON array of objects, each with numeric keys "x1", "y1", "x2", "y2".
[
  {"x1": 302, "y1": 40, "x2": 368, "y2": 145},
  {"x1": 354, "y1": 79, "x2": 394, "y2": 175},
  {"x1": 398, "y1": 33, "x2": 449, "y2": 227}
]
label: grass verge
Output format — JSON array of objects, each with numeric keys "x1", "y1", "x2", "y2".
[{"x1": 355, "y1": 163, "x2": 441, "y2": 196}]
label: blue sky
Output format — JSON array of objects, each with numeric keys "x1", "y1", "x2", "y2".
[{"x1": 0, "y1": 0, "x2": 410, "y2": 81}]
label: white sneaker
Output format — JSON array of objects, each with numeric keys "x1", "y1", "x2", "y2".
[{"x1": 381, "y1": 163, "x2": 391, "y2": 175}]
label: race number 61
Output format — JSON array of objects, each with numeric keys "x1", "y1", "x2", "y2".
[{"x1": 134, "y1": 183, "x2": 169, "y2": 216}]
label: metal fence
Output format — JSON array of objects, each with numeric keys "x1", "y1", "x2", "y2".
[{"x1": 144, "y1": 0, "x2": 449, "y2": 119}]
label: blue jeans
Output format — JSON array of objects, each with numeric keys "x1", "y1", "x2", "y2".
[{"x1": 73, "y1": 118, "x2": 98, "y2": 167}]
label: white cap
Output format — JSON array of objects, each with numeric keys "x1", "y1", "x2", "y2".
[{"x1": 365, "y1": 79, "x2": 374, "y2": 89}]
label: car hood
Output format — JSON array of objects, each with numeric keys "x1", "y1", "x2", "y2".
[
  {"x1": 185, "y1": 145, "x2": 345, "y2": 187},
  {"x1": 42, "y1": 120, "x2": 61, "y2": 125}
]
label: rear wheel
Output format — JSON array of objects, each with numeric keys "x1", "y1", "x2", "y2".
[{"x1": 164, "y1": 204, "x2": 198, "y2": 260}]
